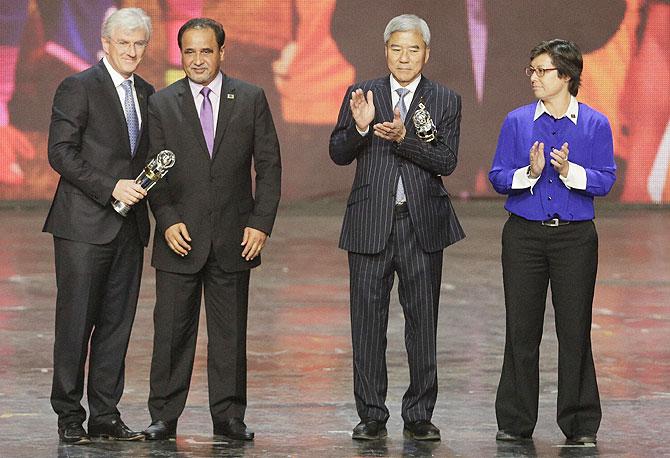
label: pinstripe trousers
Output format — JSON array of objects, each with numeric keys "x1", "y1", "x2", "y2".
[{"x1": 348, "y1": 206, "x2": 443, "y2": 424}]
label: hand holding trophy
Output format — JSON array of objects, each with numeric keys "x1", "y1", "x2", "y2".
[{"x1": 112, "y1": 150, "x2": 175, "y2": 217}]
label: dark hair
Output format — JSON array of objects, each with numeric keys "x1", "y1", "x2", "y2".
[
  {"x1": 530, "y1": 39, "x2": 583, "y2": 96},
  {"x1": 177, "y1": 18, "x2": 225, "y2": 50}
]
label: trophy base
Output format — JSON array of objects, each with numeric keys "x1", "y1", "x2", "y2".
[{"x1": 112, "y1": 200, "x2": 130, "y2": 217}]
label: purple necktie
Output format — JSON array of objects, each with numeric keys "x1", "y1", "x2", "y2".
[{"x1": 200, "y1": 86, "x2": 214, "y2": 157}]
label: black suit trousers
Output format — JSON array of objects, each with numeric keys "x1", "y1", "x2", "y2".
[
  {"x1": 148, "y1": 249, "x2": 250, "y2": 424},
  {"x1": 495, "y1": 215, "x2": 602, "y2": 438},
  {"x1": 51, "y1": 217, "x2": 143, "y2": 427},
  {"x1": 348, "y1": 207, "x2": 443, "y2": 424}
]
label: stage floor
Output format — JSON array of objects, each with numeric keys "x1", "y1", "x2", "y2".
[{"x1": 0, "y1": 200, "x2": 668, "y2": 457}]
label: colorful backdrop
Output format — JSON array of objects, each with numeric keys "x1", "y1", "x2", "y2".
[{"x1": 0, "y1": 0, "x2": 668, "y2": 203}]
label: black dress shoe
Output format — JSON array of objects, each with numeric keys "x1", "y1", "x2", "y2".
[
  {"x1": 213, "y1": 418, "x2": 254, "y2": 441},
  {"x1": 58, "y1": 422, "x2": 91, "y2": 444},
  {"x1": 403, "y1": 421, "x2": 441, "y2": 441},
  {"x1": 566, "y1": 434, "x2": 597, "y2": 445},
  {"x1": 496, "y1": 430, "x2": 532, "y2": 442},
  {"x1": 88, "y1": 418, "x2": 144, "y2": 441},
  {"x1": 143, "y1": 420, "x2": 177, "y2": 440},
  {"x1": 352, "y1": 419, "x2": 387, "y2": 440}
]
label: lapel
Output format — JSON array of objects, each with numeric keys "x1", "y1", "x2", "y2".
[
  {"x1": 136, "y1": 78, "x2": 149, "y2": 140},
  {"x1": 374, "y1": 77, "x2": 393, "y2": 123},
  {"x1": 212, "y1": 73, "x2": 236, "y2": 161},
  {"x1": 95, "y1": 61, "x2": 130, "y2": 152},
  {"x1": 177, "y1": 77, "x2": 211, "y2": 160},
  {"x1": 405, "y1": 76, "x2": 433, "y2": 128},
  {"x1": 375, "y1": 76, "x2": 433, "y2": 126}
]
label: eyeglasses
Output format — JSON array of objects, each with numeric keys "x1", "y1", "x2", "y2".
[
  {"x1": 108, "y1": 38, "x2": 149, "y2": 51},
  {"x1": 525, "y1": 66, "x2": 558, "y2": 77}
]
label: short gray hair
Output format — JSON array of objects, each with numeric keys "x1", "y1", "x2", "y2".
[
  {"x1": 383, "y1": 14, "x2": 430, "y2": 46},
  {"x1": 101, "y1": 8, "x2": 152, "y2": 41}
]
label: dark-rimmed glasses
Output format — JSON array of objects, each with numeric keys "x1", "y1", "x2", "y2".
[{"x1": 525, "y1": 66, "x2": 558, "y2": 77}]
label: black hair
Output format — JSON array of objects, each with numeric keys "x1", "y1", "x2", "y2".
[
  {"x1": 530, "y1": 39, "x2": 583, "y2": 96},
  {"x1": 177, "y1": 17, "x2": 225, "y2": 49}
]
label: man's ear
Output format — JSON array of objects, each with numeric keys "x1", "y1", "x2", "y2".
[{"x1": 101, "y1": 37, "x2": 110, "y2": 55}]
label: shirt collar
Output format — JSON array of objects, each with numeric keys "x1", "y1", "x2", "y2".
[
  {"x1": 189, "y1": 71, "x2": 223, "y2": 100},
  {"x1": 533, "y1": 95, "x2": 579, "y2": 124},
  {"x1": 390, "y1": 74, "x2": 422, "y2": 95},
  {"x1": 103, "y1": 56, "x2": 135, "y2": 88}
]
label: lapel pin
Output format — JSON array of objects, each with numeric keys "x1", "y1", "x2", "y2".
[
  {"x1": 570, "y1": 114, "x2": 576, "y2": 118},
  {"x1": 227, "y1": 93, "x2": 235, "y2": 99}
]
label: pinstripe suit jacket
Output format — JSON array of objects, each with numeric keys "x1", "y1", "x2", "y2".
[{"x1": 330, "y1": 76, "x2": 465, "y2": 254}]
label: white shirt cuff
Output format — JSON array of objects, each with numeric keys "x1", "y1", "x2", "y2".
[
  {"x1": 559, "y1": 162, "x2": 587, "y2": 190},
  {"x1": 356, "y1": 125, "x2": 369, "y2": 136},
  {"x1": 512, "y1": 166, "x2": 540, "y2": 194}
]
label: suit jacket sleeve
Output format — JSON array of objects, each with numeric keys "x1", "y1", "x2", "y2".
[
  {"x1": 47, "y1": 76, "x2": 118, "y2": 206},
  {"x1": 329, "y1": 85, "x2": 372, "y2": 166},
  {"x1": 147, "y1": 97, "x2": 182, "y2": 235},
  {"x1": 393, "y1": 92, "x2": 462, "y2": 176},
  {"x1": 247, "y1": 88, "x2": 282, "y2": 235}
]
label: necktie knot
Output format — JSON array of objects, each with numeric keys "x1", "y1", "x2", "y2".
[
  {"x1": 201, "y1": 86, "x2": 211, "y2": 98},
  {"x1": 395, "y1": 87, "x2": 410, "y2": 122}
]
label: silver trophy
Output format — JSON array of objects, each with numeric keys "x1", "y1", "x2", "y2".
[
  {"x1": 112, "y1": 149, "x2": 175, "y2": 217},
  {"x1": 412, "y1": 101, "x2": 436, "y2": 142}
]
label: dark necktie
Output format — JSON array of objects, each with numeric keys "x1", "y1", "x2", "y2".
[
  {"x1": 200, "y1": 86, "x2": 214, "y2": 157},
  {"x1": 122, "y1": 79, "x2": 139, "y2": 156}
]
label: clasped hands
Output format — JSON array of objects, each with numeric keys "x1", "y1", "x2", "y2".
[
  {"x1": 350, "y1": 89, "x2": 406, "y2": 143},
  {"x1": 529, "y1": 141, "x2": 570, "y2": 178},
  {"x1": 164, "y1": 223, "x2": 267, "y2": 261}
]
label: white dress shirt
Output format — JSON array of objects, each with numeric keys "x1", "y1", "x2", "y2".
[{"x1": 102, "y1": 57, "x2": 142, "y2": 130}]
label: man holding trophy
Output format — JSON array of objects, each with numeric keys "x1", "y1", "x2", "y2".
[
  {"x1": 142, "y1": 18, "x2": 281, "y2": 441},
  {"x1": 42, "y1": 8, "x2": 154, "y2": 444}
]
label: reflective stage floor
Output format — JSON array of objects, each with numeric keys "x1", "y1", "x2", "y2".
[{"x1": 0, "y1": 200, "x2": 668, "y2": 457}]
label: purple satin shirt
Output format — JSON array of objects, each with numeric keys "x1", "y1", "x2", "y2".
[{"x1": 489, "y1": 102, "x2": 616, "y2": 221}]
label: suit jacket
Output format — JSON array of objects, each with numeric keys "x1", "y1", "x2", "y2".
[
  {"x1": 148, "y1": 74, "x2": 281, "y2": 274},
  {"x1": 329, "y1": 76, "x2": 465, "y2": 254},
  {"x1": 43, "y1": 60, "x2": 154, "y2": 246}
]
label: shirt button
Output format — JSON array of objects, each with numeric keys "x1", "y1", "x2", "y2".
[
  {"x1": 548, "y1": 196, "x2": 552, "y2": 200},
  {"x1": 549, "y1": 179, "x2": 553, "y2": 183}
]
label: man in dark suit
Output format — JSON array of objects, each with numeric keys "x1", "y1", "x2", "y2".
[
  {"x1": 329, "y1": 14, "x2": 464, "y2": 441},
  {"x1": 43, "y1": 8, "x2": 154, "y2": 444},
  {"x1": 142, "y1": 18, "x2": 281, "y2": 442}
]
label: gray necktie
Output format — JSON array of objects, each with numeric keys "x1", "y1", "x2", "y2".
[
  {"x1": 122, "y1": 80, "x2": 139, "y2": 156},
  {"x1": 395, "y1": 87, "x2": 410, "y2": 204}
]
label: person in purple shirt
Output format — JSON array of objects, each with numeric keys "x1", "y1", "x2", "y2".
[{"x1": 489, "y1": 39, "x2": 616, "y2": 446}]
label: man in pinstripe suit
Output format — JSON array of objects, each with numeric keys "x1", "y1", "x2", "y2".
[{"x1": 329, "y1": 14, "x2": 464, "y2": 441}]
